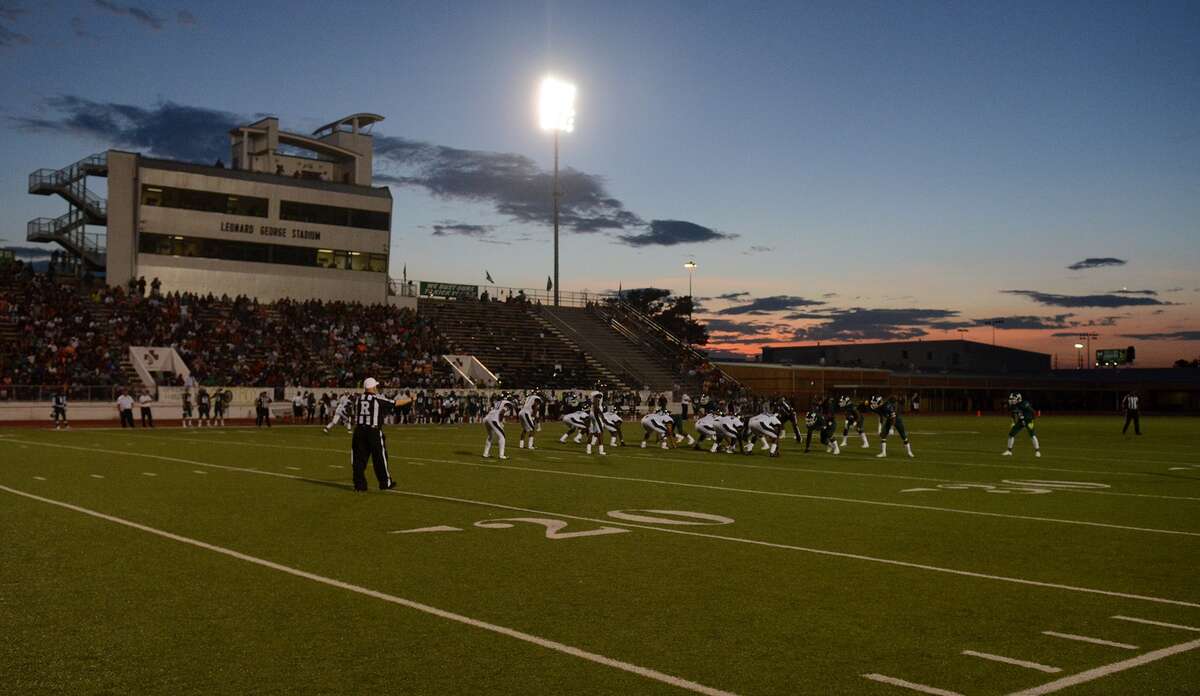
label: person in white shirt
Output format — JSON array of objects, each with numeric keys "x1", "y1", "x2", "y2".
[
  {"x1": 138, "y1": 391, "x2": 155, "y2": 428},
  {"x1": 324, "y1": 394, "x2": 354, "y2": 434},
  {"x1": 518, "y1": 392, "x2": 544, "y2": 449},
  {"x1": 116, "y1": 392, "x2": 135, "y2": 428},
  {"x1": 483, "y1": 397, "x2": 516, "y2": 459},
  {"x1": 602, "y1": 408, "x2": 625, "y2": 447}
]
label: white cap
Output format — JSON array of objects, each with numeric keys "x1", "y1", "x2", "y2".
[{"x1": 363, "y1": 377, "x2": 379, "y2": 390}]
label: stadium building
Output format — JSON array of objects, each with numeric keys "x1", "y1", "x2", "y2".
[
  {"x1": 761, "y1": 339, "x2": 1051, "y2": 374},
  {"x1": 27, "y1": 113, "x2": 393, "y2": 303}
]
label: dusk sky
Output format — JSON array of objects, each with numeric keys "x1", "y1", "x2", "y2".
[{"x1": 1, "y1": 0, "x2": 1197, "y2": 365}]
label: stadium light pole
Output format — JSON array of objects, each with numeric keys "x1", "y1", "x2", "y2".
[
  {"x1": 1074, "y1": 343, "x2": 1085, "y2": 370},
  {"x1": 539, "y1": 76, "x2": 576, "y2": 307},
  {"x1": 684, "y1": 259, "x2": 697, "y2": 349}
]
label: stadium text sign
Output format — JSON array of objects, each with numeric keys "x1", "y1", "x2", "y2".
[
  {"x1": 219, "y1": 220, "x2": 322, "y2": 242},
  {"x1": 420, "y1": 281, "x2": 479, "y2": 300}
]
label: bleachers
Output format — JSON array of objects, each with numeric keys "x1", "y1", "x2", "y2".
[{"x1": 418, "y1": 297, "x2": 618, "y2": 389}]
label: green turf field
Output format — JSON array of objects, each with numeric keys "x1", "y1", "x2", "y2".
[{"x1": 2, "y1": 415, "x2": 1198, "y2": 695}]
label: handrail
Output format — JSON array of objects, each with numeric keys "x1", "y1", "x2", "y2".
[
  {"x1": 538, "y1": 306, "x2": 646, "y2": 389},
  {"x1": 605, "y1": 300, "x2": 744, "y2": 391}
]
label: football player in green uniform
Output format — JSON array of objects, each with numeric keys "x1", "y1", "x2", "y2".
[
  {"x1": 870, "y1": 395, "x2": 914, "y2": 458},
  {"x1": 838, "y1": 396, "x2": 870, "y2": 448},
  {"x1": 803, "y1": 409, "x2": 841, "y2": 455},
  {"x1": 1003, "y1": 392, "x2": 1041, "y2": 457}
]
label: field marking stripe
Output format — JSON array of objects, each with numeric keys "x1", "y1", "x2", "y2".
[
  {"x1": 410, "y1": 456, "x2": 1200, "y2": 538},
  {"x1": 961, "y1": 650, "x2": 1061, "y2": 673},
  {"x1": 116, "y1": 434, "x2": 1200, "y2": 501},
  {"x1": 1005, "y1": 638, "x2": 1200, "y2": 695},
  {"x1": 861, "y1": 673, "x2": 963, "y2": 695},
  {"x1": 1040, "y1": 631, "x2": 1137, "y2": 650},
  {"x1": 0, "y1": 483, "x2": 738, "y2": 696},
  {"x1": 1111, "y1": 615, "x2": 1200, "y2": 632},
  {"x1": 3, "y1": 439, "x2": 1198, "y2": 609}
]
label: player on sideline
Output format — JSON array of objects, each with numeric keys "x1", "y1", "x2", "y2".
[
  {"x1": 351, "y1": 378, "x2": 412, "y2": 491},
  {"x1": 803, "y1": 408, "x2": 841, "y2": 455},
  {"x1": 197, "y1": 387, "x2": 211, "y2": 427},
  {"x1": 748, "y1": 408, "x2": 783, "y2": 457},
  {"x1": 181, "y1": 389, "x2": 194, "y2": 428},
  {"x1": 1121, "y1": 390, "x2": 1142, "y2": 435},
  {"x1": 559, "y1": 409, "x2": 591, "y2": 443},
  {"x1": 483, "y1": 395, "x2": 517, "y2": 459},
  {"x1": 838, "y1": 396, "x2": 870, "y2": 448},
  {"x1": 518, "y1": 391, "x2": 545, "y2": 449},
  {"x1": 871, "y1": 395, "x2": 913, "y2": 458},
  {"x1": 51, "y1": 388, "x2": 69, "y2": 430},
  {"x1": 324, "y1": 393, "x2": 353, "y2": 434},
  {"x1": 214, "y1": 389, "x2": 229, "y2": 427},
  {"x1": 586, "y1": 391, "x2": 607, "y2": 456},
  {"x1": 640, "y1": 410, "x2": 676, "y2": 449},
  {"x1": 1003, "y1": 392, "x2": 1041, "y2": 457}
]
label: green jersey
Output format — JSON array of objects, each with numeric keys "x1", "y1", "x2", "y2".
[{"x1": 1011, "y1": 401, "x2": 1035, "y2": 424}]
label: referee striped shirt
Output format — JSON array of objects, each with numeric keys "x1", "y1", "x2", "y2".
[{"x1": 356, "y1": 394, "x2": 396, "y2": 429}]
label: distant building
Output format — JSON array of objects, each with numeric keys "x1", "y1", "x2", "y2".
[
  {"x1": 28, "y1": 113, "x2": 393, "y2": 303},
  {"x1": 761, "y1": 339, "x2": 1051, "y2": 374}
]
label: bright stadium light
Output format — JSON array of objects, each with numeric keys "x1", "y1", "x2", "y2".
[
  {"x1": 539, "y1": 77, "x2": 576, "y2": 133},
  {"x1": 538, "y1": 75, "x2": 577, "y2": 306}
]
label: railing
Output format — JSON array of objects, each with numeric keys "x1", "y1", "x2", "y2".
[
  {"x1": 27, "y1": 210, "x2": 106, "y2": 256},
  {"x1": 538, "y1": 306, "x2": 648, "y2": 389},
  {"x1": 603, "y1": 300, "x2": 745, "y2": 393},
  {"x1": 401, "y1": 279, "x2": 617, "y2": 308},
  {"x1": 28, "y1": 154, "x2": 108, "y2": 217}
]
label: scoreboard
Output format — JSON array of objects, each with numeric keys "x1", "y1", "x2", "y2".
[{"x1": 1096, "y1": 348, "x2": 1129, "y2": 367}]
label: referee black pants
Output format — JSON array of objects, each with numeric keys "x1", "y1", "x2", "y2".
[
  {"x1": 1122, "y1": 410, "x2": 1141, "y2": 435},
  {"x1": 352, "y1": 426, "x2": 393, "y2": 491}
]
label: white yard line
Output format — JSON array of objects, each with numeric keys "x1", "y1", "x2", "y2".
[
  {"x1": 1005, "y1": 638, "x2": 1200, "y2": 695},
  {"x1": 1041, "y1": 631, "x2": 1137, "y2": 650},
  {"x1": 410, "y1": 456, "x2": 1200, "y2": 538},
  {"x1": 1110, "y1": 615, "x2": 1200, "y2": 632},
  {"x1": 0, "y1": 483, "x2": 738, "y2": 696},
  {"x1": 961, "y1": 650, "x2": 1061, "y2": 673},
  {"x1": 141, "y1": 472, "x2": 157, "y2": 477},
  {"x1": 861, "y1": 673, "x2": 964, "y2": 695},
  {"x1": 3, "y1": 439, "x2": 1198, "y2": 608}
]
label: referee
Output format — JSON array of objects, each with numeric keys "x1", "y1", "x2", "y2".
[
  {"x1": 1121, "y1": 391, "x2": 1142, "y2": 435},
  {"x1": 352, "y1": 378, "x2": 413, "y2": 492}
]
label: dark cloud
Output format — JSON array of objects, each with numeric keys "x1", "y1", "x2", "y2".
[
  {"x1": 713, "y1": 292, "x2": 749, "y2": 301},
  {"x1": 617, "y1": 219, "x2": 735, "y2": 247},
  {"x1": 715, "y1": 295, "x2": 826, "y2": 316},
  {"x1": 1110, "y1": 289, "x2": 1157, "y2": 296},
  {"x1": 2, "y1": 245, "x2": 52, "y2": 258},
  {"x1": 972, "y1": 314, "x2": 1075, "y2": 330},
  {"x1": 431, "y1": 222, "x2": 493, "y2": 238},
  {"x1": 743, "y1": 245, "x2": 773, "y2": 254},
  {"x1": 0, "y1": 23, "x2": 27, "y2": 45},
  {"x1": 94, "y1": 0, "x2": 164, "y2": 30},
  {"x1": 1165, "y1": 287, "x2": 1184, "y2": 293},
  {"x1": 705, "y1": 319, "x2": 776, "y2": 336},
  {"x1": 1067, "y1": 257, "x2": 1126, "y2": 271},
  {"x1": 177, "y1": 10, "x2": 196, "y2": 25},
  {"x1": 1002, "y1": 290, "x2": 1169, "y2": 308},
  {"x1": 11, "y1": 97, "x2": 241, "y2": 163},
  {"x1": 14, "y1": 97, "x2": 726, "y2": 245},
  {"x1": 70, "y1": 16, "x2": 94, "y2": 38},
  {"x1": 1120, "y1": 330, "x2": 1200, "y2": 341},
  {"x1": 791, "y1": 308, "x2": 963, "y2": 341},
  {"x1": 0, "y1": 3, "x2": 25, "y2": 22}
]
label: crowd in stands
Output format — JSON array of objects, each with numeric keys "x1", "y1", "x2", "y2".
[{"x1": 1, "y1": 262, "x2": 127, "y2": 390}]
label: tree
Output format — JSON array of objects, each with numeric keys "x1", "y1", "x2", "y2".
[{"x1": 1174, "y1": 358, "x2": 1200, "y2": 369}]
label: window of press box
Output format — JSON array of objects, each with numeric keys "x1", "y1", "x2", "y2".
[
  {"x1": 279, "y1": 200, "x2": 390, "y2": 231},
  {"x1": 140, "y1": 233, "x2": 386, "y2": 272},
  {"x1": 141, "y1": 185, "x2": 268, "y2": 217}
]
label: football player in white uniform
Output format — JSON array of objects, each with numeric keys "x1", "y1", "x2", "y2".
[
  {"x1": 586, "y1": 391, "x2": 607, "y2": 456},
  {"x1": 693, "y1": 409, "x2": 721, "y2": 452},
  {"x1": 717, "y1": 412, "x2": 746, "y2": 454},
  {"x1": 483, "y1": 397, "x2": 517, "y2": 459},
  {"x1": 323, "y1": 393, "x2": 354, "y2": 434},
  {"x1": 640, "y1": 410, "x2": 676, "y2": 449},
  {"x1": 559, "y1": 409, "x2": 591, "y2": 443},
  {"x1": 518, "y1": 392, "x2": 545, "y2": 449},
  {"x1": 602, "y1": 408, "x2": 625, "y2": 447},
  {"x1": 748, "y1": 409, "x2": 783, "y2": 457}
]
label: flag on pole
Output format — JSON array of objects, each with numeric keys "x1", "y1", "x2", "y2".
[
  {"x1": 402, "y1": 264, "x2": 407, "y2": 284},
  {"x1": 546, "y1": 276, "x2": 553, "y2": 292},
  {"x1": 486, "y1": 271, "x2": 494, "y2": 284},
  {"x1": 618, "y1": 282, "x2": 622, "y2": 300}
]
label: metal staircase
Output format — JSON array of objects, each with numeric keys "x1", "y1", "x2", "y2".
[{"x1": 27, "y1": 153, "x2": 109, "y2": 270}]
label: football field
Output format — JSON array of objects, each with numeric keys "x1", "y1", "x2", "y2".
[{"x1": 2, "y1": 416, "x2": 1198, "y2": 695}]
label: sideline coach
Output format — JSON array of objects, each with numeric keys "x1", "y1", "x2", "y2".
[{"x1": 352, "y1": 378, "x2": 413, "y2": 492}]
